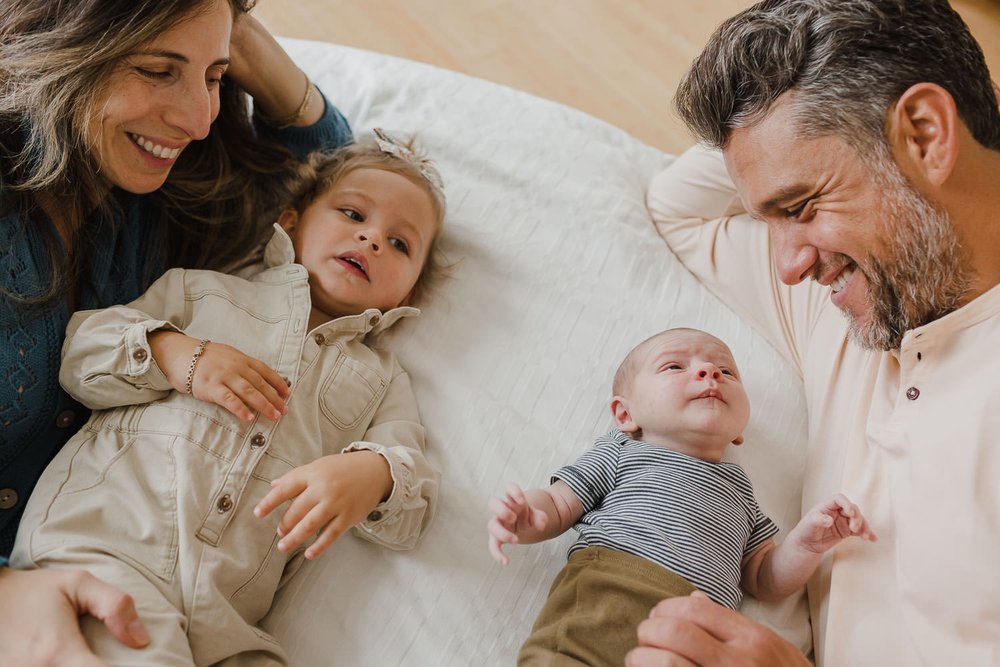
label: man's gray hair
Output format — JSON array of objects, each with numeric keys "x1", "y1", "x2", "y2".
[{"x1": 675, "y1": 0, "x2": 1000, "y2": 153}]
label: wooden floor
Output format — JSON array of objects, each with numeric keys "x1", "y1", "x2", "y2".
[{"x1": 254, "y1": 0, "x2": 1000, "y2": 154}]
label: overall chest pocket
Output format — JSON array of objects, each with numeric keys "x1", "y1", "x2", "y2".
[{"x1": 320, "y1": 352, "x2": 388, "y2": 430}]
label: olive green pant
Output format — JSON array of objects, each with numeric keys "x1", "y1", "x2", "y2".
[{"x1": 518, "y1": 546, "x2": 697, "y2": 666}]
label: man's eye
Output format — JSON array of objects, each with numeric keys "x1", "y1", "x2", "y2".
[
  {"x1": 390, "y1": 238, "x2": 410, "y2": 255},
  {"x1": 785, "y1": 199, "x2": 813, "y2": 220},
  {"x1": 340, "y1": 209, "x2": 363, "y2": 222}
]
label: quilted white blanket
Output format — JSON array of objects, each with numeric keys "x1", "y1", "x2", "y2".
[{"x1": 263, "y1": 39, "x2": 812, "y2": 665}]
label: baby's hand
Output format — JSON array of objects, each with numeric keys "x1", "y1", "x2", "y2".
[
  {"x1": 149, "y1": 331, "x2": 289, "y2": 422},
  {"x1": 793, "y1": 492, "x2": 877, "y2": 554},
  {"x1": 254, "y1": 451, "x2": 393, "y2": 560},
  {"x1": 487, "y1": 484, "x2": 547, "y2": 566}
]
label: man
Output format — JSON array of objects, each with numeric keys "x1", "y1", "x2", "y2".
[{"x1": 634, "y1": 0, "x2": 1000, "y2": 665}]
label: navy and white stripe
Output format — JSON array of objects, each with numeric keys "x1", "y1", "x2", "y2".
[{"x1": 553, "y1": 429, "x2": 778, "y2": 609}]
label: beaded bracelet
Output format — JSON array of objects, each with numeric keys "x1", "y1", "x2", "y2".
[
  {"x1": 256, "y1": 71, "x2": 314, "y2": 129},
  {"x1": 184, "y1": 339, "x2": 210, "y2": 395}
]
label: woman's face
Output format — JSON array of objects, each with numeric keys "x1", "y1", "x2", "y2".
[{"x1": 89, "y1": 0, "x2": 233, "y2": 194}]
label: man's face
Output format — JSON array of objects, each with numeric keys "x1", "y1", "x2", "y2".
[{"x1": 723, "y1": 95, "x2": 970, "y2": 350}]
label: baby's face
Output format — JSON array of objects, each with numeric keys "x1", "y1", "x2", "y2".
[
  {"x1": 282, "y1": 167, "x2": 437, "y2": 320},
  {"x1": 619, "y1": 330, "x2": 750, "y2": 459}
]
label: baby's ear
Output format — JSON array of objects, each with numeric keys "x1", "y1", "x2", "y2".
[
  {"x1": 277, "y1": 209, "x2": 299, "y2": 236},
  {"x1": 611, "y1": 397, "x2": 639, "y2": 435},
  {"x1": 732, "y1": 434, "x2": 744, "y2": 446}
]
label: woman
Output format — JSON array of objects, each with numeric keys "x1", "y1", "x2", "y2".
[{"x1": 0, "y1": 0, "x2": 352, "y2": 663}]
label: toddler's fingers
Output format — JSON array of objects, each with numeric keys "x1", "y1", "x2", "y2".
[
  {"x1": 305, "y1": 516, "x2": 349, "y2": 560},
  {"x1": 279, "y1": 503, "x2": 331, "y2": 554},
  {"x1": 228, "y1": 374, "x2": 285, "y2": 422},
  {"x1": 209, "y1": 384, "x2": 255, "y2": 422}
]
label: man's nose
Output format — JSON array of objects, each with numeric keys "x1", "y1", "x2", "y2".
[{"x1": 771, "y1": 224, "x2": 817, "y2": 286}]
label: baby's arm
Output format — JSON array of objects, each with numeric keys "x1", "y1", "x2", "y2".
[
  {"x1": 255, "y1": 363, "x2": 437, "y2": 558},
  {"x1": 741, "y1": 493, "x2": 877, "y2": 602},
  {"x1": 487, "y1": 481, "x2": 585, "y2": 566}
]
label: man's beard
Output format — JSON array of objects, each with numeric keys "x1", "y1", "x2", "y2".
[{"x1": 845, "y1": 155, "x2": 971, "y2": 351}]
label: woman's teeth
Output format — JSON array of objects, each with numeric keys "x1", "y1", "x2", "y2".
[
  {"x1": 129, "y1": 133, "x2": 181, "y2": 159},
  {"x1": 832, "y1": 265, "x2": 855, "y2": 293}
]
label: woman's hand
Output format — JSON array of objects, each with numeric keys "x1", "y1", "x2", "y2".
[
  {"x1": 0, "y1": 567, "x2": 149, "y2": 666},
  {"x1": 226, "y1": 13, "x2": 322, "y2": 127},
  {"x1": 149, "y1": 330, "x2": 289, "y2": 422},
  {"x1": 254, "y1": 451, "x2": 394, "y2": 560}
]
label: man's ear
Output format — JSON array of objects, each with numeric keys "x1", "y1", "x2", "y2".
[
  {"x1": 611, "y1": 396, "x2": 639, "y2": 435},
  {"x1": 732, "y1": 434, "x2": 744, "y2": 446},
  {"x1": 277, "y1": 209, "x2": 299, "y2": 237},
  {"x1": 888, "y1": 82, "x2": 959, "y2": 187}
]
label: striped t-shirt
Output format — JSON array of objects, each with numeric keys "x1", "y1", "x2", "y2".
[{"x1": 553, "y1": 429, "x2": 778, "y2": 609}]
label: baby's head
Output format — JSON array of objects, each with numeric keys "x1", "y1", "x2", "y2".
[
  {"x1": 611, "y1": 328, "x2": 749, "y2": 462},
  {"x1": 278, "y1": 131, "x2": 446, "y2": 323}
]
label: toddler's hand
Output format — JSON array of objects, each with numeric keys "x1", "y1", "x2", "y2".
[
  {"x1": 150, "y1": 331, "x2": 290, "y2": 422},
  {"x1": 253, "y1": 451, "x2": 393, "y2": 560},
  {"x1": 487, "y1": 484, "x2": 548, "y2": 566},
  {"x1": 793, "y1": 492, "x2": 877, "y2": 554}
]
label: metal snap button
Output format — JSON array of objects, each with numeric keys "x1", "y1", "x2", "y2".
[
  {"x1": 369, "y1": 314, "x2": 381, "y2": 326},
  {"x1": 55, "y1": 410, "x2": 76, "y2": 429},
  {"x1": 217, "y1": 494, "x2": 234, "y2": 513},
  {"x1": 905, "y1": 387, "x2": 920, "y2": 400},
  {"x1": 250, "y1": 432, "x2": 266, "y2": 448},
  {"x1": 313, "y1": 333, "x2": 326, "y2": 345},
  {"x1": 367, "y1": 510, "x2": 383, "y2": 522},
  {"x1": 132, "y1": 348, "x2": 148, "y2": 362},
  {"x1": 0, "y1": 488, "x2": 18, "y2": 510}
]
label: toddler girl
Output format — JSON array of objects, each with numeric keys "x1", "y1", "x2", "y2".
[{"x1": 12, "y1": 131, "x2": 445, "y2": 666}]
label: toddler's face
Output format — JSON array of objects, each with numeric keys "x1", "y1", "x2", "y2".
[
  {"x1": 616, "y1": 330, "x2": 750, "y2": 459},
  {"x1": 281, "y1": 167, "x2": 437, "y2": 320}
]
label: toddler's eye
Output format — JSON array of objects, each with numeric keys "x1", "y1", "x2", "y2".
[
  {"x1": 390, "y1": 238, "x2": 410, "y2": 255},
  {"x1": 340, "y1": 208, "x2": 363, "y2": 222}
]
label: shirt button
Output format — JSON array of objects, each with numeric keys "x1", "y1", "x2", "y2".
[
  {"x1": 367, "y1": 510, "x2": 383, "y2": 522},
  {"x1": 369, "y1": 314, "x2": 381, "y2": 326},
  {"x1": 250, "y1": 432, "x2": 266, "y2": 448},
  {"x1": 217, "y1": 494, "x2": 234, "y2": 513},
  {"x1": 906, "y1": 387, "x2": 920, "y2": 400},
  {"x1": 55, "y1": 410, "x2": 76, "y2": 429},
  {"x1": 132, "y1": 348, "x2": 148, "y2": 362},
  {"x1": 0, "y1": 488, "x2": 18, "y2": 510},
  {"x1": 313, "y1": 333, "x2": 326, "y2": 345}
]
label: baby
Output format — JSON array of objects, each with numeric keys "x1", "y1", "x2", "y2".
[
  {"x1": 13, "y1": 132, "x2": 445, "y2": 666},
  {"x1": 488, "y1": 327, "x2": 876, "y2": 666}
]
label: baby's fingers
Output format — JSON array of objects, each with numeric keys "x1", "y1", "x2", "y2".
[
  {"x1": 487, "y1": 516, "x2": 519, "y2": 547},
  {"x1": 488, "y1": 496, "x2": 519, "y2": 526},
  {"x1": 487, "y1": 533, "x2": 511, "y2": 566}
]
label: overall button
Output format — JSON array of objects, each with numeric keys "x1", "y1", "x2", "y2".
[
  {"x1": 313, "y1": 333, "x2": 326, "y2": 345},
  {"x1": 367, "y1": 510, "x2": 383, "y2": 522},
  {"x1": 0, "y1": 488, "x2": 18, "y2": 510},
  {"x1": 217, "y1": 495, "x2": 234, "y2": 513},
  {"x1": 250, "y1": 432, "x2": 266, "y2": 448},
  {"x1": 905, "y1": 387, "x2": 920, "y2": 400},
  {"x1": 132, "y1": 348, "x2": 148, "y2": 362},
  {"x1": 55, "y1": 410, "x2": 76, "y2": 429}
]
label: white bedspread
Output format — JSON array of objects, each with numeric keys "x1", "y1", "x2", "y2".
[{"x1": 263, "y1": 39, "x2": 811, "y2": 665}]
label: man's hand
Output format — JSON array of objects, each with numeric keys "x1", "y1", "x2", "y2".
[
  {"x1": 254, "y1": 451, "x2": 393, "y2": 560},
  {"x1": 487, "y1": 484, "x2": 548, "y2": 566},
  {"x1": 0, "y1": 567, "x2": 149, "y2": 667},
  {"x1": 625, "y1": 592, "x2": 809, "y2": 667}
]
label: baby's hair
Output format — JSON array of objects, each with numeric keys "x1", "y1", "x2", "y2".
[
  {"x1": 283, "y1": 136, "x2": 448, "y2": 304},
  {"x1": 612, "y1": 327, "x2": 726, "y2": 396}
]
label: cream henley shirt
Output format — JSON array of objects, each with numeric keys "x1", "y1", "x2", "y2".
[{"x1": 646, "y1": 144, "x2": 1000, "y2": 666}]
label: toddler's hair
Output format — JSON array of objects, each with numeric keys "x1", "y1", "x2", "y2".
[{"x1": 284, "y1": 136, "x2": 447, "y2": 303}]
